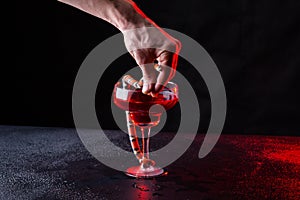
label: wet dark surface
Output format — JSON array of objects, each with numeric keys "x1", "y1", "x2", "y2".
[{"x1": 0, "y1": 125, "x2": 299, "y2": 200}]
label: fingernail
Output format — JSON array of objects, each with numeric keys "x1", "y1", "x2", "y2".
[{"x1": 142, "y1": 83, "x2": 148, "y2": 94}]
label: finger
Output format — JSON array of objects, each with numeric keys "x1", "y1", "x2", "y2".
[
  {"x1": 153, "y1": 65, "x2": 171, "y2": 93},
  {"x1": 142, "y1": 82, "x2": 156, "y2": 95},
  {"x1": 154, "y1": 51, "x2": 176, "y2": 93}
]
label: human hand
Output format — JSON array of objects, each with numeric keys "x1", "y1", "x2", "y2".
[
  {"x1": 123, "y1": 26, "x2": 181, "y2": 96},
  {"x1": 57, "y1": 0, "x2": 181, "y2": 95}
]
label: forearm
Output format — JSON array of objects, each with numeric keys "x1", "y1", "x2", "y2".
[{"x1": 57, "y1": 0, "x2": 151, "y2": 31}]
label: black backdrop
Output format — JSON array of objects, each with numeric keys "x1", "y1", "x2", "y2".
[{"x1": 8, "y1": 0, "x2": 300, "y2": 135}]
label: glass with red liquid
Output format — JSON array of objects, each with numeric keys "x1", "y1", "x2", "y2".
[{"x1": 113, "y1": 82, "x2": 178, "y2": 177}]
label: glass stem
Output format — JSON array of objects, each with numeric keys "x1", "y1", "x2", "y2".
[{"x1": 141, "y1": 127, "x2": 151, "y2": 160}]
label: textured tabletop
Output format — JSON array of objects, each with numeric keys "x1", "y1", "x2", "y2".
[{"x1": 0, "y1": 125, "x2": 299, "y2": 200}]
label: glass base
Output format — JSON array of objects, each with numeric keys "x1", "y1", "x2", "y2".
[{"x1": 125, "y1": 165, "x2": 164, "y2": 178}]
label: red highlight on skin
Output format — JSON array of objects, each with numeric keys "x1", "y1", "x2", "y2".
[{"x1": 127, "y1": 0, "x2": 181, "y2": 81}]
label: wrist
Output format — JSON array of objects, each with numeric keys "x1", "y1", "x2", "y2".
[
  {"x1": 117, "y1": 10, "x2": 152, "y2": 32},
  {"x1": 119, "y1": 17, "x2": 152, "y2": 32},
  {"x1": 109, "y1": 0, "x2": 152, "y2": 32}
]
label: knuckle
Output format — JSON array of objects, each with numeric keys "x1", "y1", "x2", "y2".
[{"x1": 173, "y1": 39, "x2": 182, "y2": 50}]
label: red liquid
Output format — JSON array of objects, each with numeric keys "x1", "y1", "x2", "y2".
[{"x1": 113, "y1": 86, "x2": 178, "y2": 126}]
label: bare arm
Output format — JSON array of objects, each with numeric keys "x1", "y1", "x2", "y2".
[
  {"x1": 58, "y1": 0, "x2": 150, "y2": 31},
  {"x1": 58, "y1": 0, "x2": 181, "y2": 95}
]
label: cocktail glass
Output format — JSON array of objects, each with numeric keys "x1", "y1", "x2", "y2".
[{"x1": 113, "y1": 81, "x2": 178, "y2": 178}]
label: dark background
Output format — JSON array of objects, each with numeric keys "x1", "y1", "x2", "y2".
[{"x1": 8, "y1": 0, "x2": 300, "y2": 135}]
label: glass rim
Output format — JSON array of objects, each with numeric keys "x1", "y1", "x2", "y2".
[{"x1": 115, "y1": 81, "x2": 178, "y2": 93}]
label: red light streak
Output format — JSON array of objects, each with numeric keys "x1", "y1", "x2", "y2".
[{"x1": 127, "y1": 0, "x2": 181, "y2": 81}]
